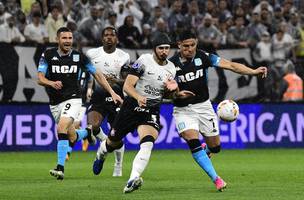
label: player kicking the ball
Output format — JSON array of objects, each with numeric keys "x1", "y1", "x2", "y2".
[{"x1": 170, "y1": 30, "x2": 267, "y2": 191}]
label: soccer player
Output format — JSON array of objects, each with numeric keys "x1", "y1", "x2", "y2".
[
  {"x1": 86, "y1": 26, "x2": 130, "y2": 177},
  {"x1": 169, "y1": 30, "x2": 267, "y2": 191},
  {"x1": 37, "y1": 27, "x2": 123, "y2": 180},
  {"x1": 92, "y1": 33, "x2": 178, "y2": 193}
]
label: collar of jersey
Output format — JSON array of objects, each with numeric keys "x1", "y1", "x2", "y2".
[{"x1": 57, "y1": 48, "x2": 73, "y2": 57}]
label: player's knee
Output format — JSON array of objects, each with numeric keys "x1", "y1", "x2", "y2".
[
  {"x1": 57, "y1": 124, "x2": 68, "y2": 133},
  {"x1": 140, "y1": 135, "x2": 155, "y2": 144},
  {"x1": 186, "y1": 139, "x2": 202, "y2": 153},
  {"x1": 208, "y1": 145, "x2": 221, "y2": 153}
]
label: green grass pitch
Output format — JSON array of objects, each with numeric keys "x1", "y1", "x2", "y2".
[{"x1": 0, "y1": 149, "x2": 303, "y2": 200}]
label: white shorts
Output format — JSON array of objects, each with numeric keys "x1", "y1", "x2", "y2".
[
  {"x1": 75, "y1": 106, "x2": 87, "y2": 122},
  {"x1": 50, "y1": 98, "x2": 82, "y2": 124},
  {"x1": 173, "y1": 100, "x2": 219, "y2": 137}
]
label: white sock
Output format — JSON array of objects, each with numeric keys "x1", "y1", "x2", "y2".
[
  {"x1": 114, "y1": 144, "x2": 125, "y2": 167},
  {"x1": 96, "y1": 140, "x2": 108, "y2": 159},
  {"x1": 129, "y1": 142, "x2": 154, "y2": 181},
  {"x1": 95, "y1": 127, "x2": 108, "y2": 141}
]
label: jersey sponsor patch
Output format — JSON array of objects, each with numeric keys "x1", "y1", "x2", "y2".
[
  {"x1": 73, "y1": 54, "x2": 79, "y2": 62},
  {"x1": 194, "y1": 58, "x2": 202, "y2": 66},
  {"x1": 51, "y1": 65, "x2": 78, "y2": 73},
  {"x1": 177, "y1": 69, "x2": 204, "y2": 82}
]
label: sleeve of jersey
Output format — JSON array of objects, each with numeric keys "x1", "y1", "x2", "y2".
[
  {"x1": 83, "y1": 54, "x2": 97, "y2": 74},
  {"x1": 129, "y1": 59, "x2": 145, "y2": 77},
  {"x1": 37, "y1": 53, "x2": 48, "y2": 74},
  {"x1": 209, "y1": 53, "x2": 221, "y2": 67}
]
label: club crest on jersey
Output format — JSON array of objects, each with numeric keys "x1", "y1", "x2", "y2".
[
  {"x1": 73, "y1": 54, "x2": 79, "y2": 62},
  {"x1": 194, "y1": 58, "x2": 202, "y2": 66},
  {"x1": 132, "y1": 62, "x2": 141, "y2": 69}
]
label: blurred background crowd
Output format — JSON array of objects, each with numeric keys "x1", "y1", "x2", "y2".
[{"x1": 0, "y1": 0, "x2": 303, "y2": 102}]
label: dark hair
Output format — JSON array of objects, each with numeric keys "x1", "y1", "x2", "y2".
[
  {"x1": 32, "y1": 11, "x2": 41, "y2": 18},
  {"x1": 50, "y1": 4, "x2": 60, "y2": 12},
  {"x1": 101, "y1": 26, "x2": 117, "y2": 37},
  {"x1": 108, "y1": 11, "x2": 117, "y2": 17},
  {"x1": 152, "y1": 33, "x2": 171, "y2": 48},
  {"x1": 57, "y1": 27, "x2": 72, "y2": 36},
  {"x1": 177, "y1": 30, "x2": 197, "y2": 41}
]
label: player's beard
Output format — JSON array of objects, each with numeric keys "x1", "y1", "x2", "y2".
[{"x1": 155, "y1": 52, "x2": 168, "y2": 64}]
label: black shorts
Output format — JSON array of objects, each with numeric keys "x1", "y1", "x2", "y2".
[
  {"x1": 108, "y1": 97, "x2": 161, "y2": 142},
  {"x1": 88, "y1": 83, "x2": 123, "y2": 125}
]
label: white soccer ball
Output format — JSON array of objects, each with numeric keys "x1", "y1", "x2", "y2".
[{"x1": 216, "y1": 100, "x2": 239, "y2": 122}]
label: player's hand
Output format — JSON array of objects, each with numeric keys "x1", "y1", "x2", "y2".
[
  {"x1": 51, "y1": 81, "x2": 63, "y2": 90},
  {"x1": 175, "y1": 90, "x2": 195, "y2": 99},
  {"x1": 86, "y1": 88, "x2": 93, "y2": 101},
  {"x1": 254, "y1": 67, "x2": 267, "y2": 78},
  {"x1": 164, "y1": 79, "x2": 178, "y2": 91},
  {"x1": 110, "y1": 91, "x2": 123, "y2": 105},
  {"x1": 137, "y1": 95, "x2": 147, "y2": 107}
]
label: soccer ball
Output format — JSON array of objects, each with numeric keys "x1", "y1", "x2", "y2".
[{"x1": 216, "y1": 100, "x2": 239, "y2": 122}]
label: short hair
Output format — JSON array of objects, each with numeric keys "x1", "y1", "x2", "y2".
[
  {"x1": 56, "y1": 27, "x2": 72, "y2": 36},
  {"x1": 177, "y1": 30, "x2": 197, "y2": 41},
  {"x1": 50, "y1": 4, "x2": 60, "y2": 12},
  {"x1": 101, "y1": 26, "x2": 117, "y2": 37}
]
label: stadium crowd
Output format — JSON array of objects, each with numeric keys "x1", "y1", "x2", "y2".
[{"x1": 0, "y1": 0, "x2": 303, "y2": 102}]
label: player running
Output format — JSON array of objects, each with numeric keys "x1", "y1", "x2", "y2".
[
  {"x1": 37, "y1": 27, "x2": 122, "y2": 180},
  {"x1": 87, "y1": 26, "x2": 130, "y2": 177},
  {"x1": 92, "y1": 33, "x2": 178, "y2": 193},
  {"x1": 170, "y1": 30, "x2": 267, "y2": 191}
]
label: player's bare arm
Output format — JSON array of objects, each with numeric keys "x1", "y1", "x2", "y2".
[
  {"x1": 93, "y1": 69, "x2": 123, "y2": 104},
  {"x1": 174, "y1": 90, "x2": 196, "y2": 99},
  {"x1": 37, "y1": 72, "x2": 63, "y2": 90},
  {"x1": 123, "y1": 74, "x2": 146, "y2": 107},
  {"x1": 218, "y1": 58, "x2": 267, "y2": 78}
]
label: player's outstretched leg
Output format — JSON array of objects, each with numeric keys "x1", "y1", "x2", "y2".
[
  {"x1": 188, "y1": 139, "x2": 227, "y2": 191},
  {"x1": 113, "y1": 144, "x2": 125, "y2": 177}
]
